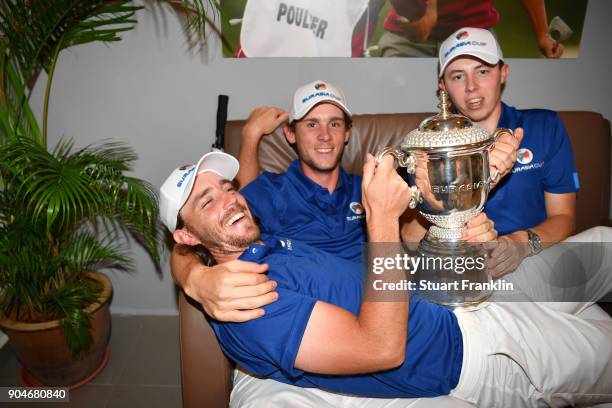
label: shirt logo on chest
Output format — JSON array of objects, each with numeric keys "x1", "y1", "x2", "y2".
[
  {"x1": 279, "y1": 239, "x2": 293, "y2": 251},
  {"x1": 513, "y1": 148, "x2": 544, "y2": 174},
  {"x1": 349, "y1": 202, "x2": 364, "y2": 215},
  {"x1": 346, "y1": 201, "x2": 365, "y2": 222},
  {"x1": 516, "y1": 148, "x2": 533, "y2": 165}
]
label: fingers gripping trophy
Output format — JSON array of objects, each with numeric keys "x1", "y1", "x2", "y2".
[{"x1": 376, "y1": 91, "x2": 512, "y2": 307}]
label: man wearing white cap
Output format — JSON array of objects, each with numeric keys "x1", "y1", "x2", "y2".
[
  {"x1": 160, "y1": 151, "x2": 612, "y2": 407},
  {"x1": 170, "y1": 80, "x2": 367, "y2": 322},
  {"x1": 421, "y1": 27, "x2": 578, "y2": 276},
  {"x1": 171, "y1": 80, "x2": 504, "y2": 323}
]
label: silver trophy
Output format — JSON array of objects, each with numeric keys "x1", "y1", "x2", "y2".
[{"x1": 376, "y1": 91, "x2": 512, "y2": 306}]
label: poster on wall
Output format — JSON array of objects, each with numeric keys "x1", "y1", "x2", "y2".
[{"x1": 220, "y1": 0, "x2": 588, "y2": 58}]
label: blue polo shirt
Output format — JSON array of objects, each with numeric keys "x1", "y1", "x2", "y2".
[
  {"x1": 211, "y1": 235, "x2": 463, "y2": 398},
  {"x1": 241, "y1": 160, "x2": 365, "y2": 261},
  {"x1": 485, "y1": 103, "x2": 579, "y2": 235}
]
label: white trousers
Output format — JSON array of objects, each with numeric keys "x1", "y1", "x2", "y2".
[
  {"x1": 452, "y1": 226, "x2": 612, "y2": 407},
  {"x1": 230, "y1": 227, "x2": 612, "y2": 407},
  {"x1": 231, "y1": 368, "x2": 473, "y2": 408}
]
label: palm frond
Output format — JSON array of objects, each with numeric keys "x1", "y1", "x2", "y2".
[
  {"x1": 0, "y1": 57, "x2": 42, "y2": 144},
  {"x1": 179, "y1": 0, "x2": 221, "y2": 37},
  {"x1": 61, "y1": 308, "x2": 94, "y2": 354},
  {"x1": 59, "y1": 231, "x2": 132, "y2": 275},
  {"x1": 0, "y1": 215, "x2": 59, "y2": 319},
  {"x1": 0, "y1": 1, "x2": 142, "y2": 142},
  {"x1": 0, "y1": 0, "x2": 141, "y2": 82},
  {"x1": 113, "y1": 176, "x2": 162, "y2": 264},
  {"x1": 49, "y1": 281, "x2": 99, "y2": 354},
  {"x1": 149, "y1": 0, "x2": 229, "y2": 52},
  {"x1": 2, "y1": 138, "x2": 99, "y2": 230},
  {"x1": 0, "y1": 137, "x2": 162, "y2": 263}
]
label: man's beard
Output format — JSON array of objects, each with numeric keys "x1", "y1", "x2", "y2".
[
  {"x1": 194, "y1": 203, "x2": 261, "y2": 253},
  {"x1": 223, "y1": 225, "x2": 260, "y2": 249},
  {"x1": 192, "y1": 223, "x2": 261, "y2": 254}
]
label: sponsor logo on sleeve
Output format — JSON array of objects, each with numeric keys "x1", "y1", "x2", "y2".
[{"x1": 280, "y1": 239, "x2": 293, "y2": 251}]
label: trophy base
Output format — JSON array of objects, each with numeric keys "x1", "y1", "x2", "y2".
[{"x1": 416, "y1": 232, "x2": 492, "y2": 308}]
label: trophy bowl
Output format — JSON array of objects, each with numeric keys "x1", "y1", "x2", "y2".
[{"x1": 376, "y1": 91, "x2": 512, "y2": 307}]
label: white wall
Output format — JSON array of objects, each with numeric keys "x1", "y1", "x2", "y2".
[{"x1": 36, "y1": 0, "x2": 612, "y2": 314}]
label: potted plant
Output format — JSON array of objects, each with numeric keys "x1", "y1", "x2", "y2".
[{"x1": 0, "y1": 0, "x2": 219, "y2": 387}]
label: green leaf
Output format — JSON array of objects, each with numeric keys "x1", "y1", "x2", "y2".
[
  {"x1": 0, "y1": 0, "x2": 142, "y2": 78},
  {"x1": 0, "y1": 60, "x2": 42, "y2": 144},
  {"x1": 1, "y1": 136, "x2": 162, "y2": 262}
]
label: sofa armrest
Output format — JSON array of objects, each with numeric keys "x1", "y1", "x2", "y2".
[{"x1": 179, "y1": 290, "x2": 234, "y2": 408}]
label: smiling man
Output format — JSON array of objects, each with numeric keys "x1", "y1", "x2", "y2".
[
  {"x1": 171, "y1": 80, "x2": 512, "y2": 323},
  {"x1": 160, "y1": 151, "x2": 612, "y2": 407},
  {"x1": 402, "y1": 27, "x2": 578, "y2": 276},
  {"x1": 169, "y1": 81, "x2": 367, "y2": 322},
  {"x1": 236, "y1": 81, "x2": 366, "y2": 261}
]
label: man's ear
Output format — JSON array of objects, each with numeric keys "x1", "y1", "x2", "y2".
[
  {"x1": 173, "y1": 228, "x2": 201, "y2": 247},
  {"x1": 344, "y1": 128, "x2": 351, "y2": 144},
  {"x1": 500, "y1": 63, "x2": 509, "y2": 85},
  {"x1": 439, "y1": 78, "x2": 446, "y2": 92},
  {"x1": 283, "y1": 124, "x2": 296, "y2": 145}
]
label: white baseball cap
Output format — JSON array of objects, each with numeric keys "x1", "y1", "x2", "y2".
[
  {"x1": 290, "y1": 80, "x2": 352, "y2": 122},
  {"x1": 159, "y1": 151, "x2": 239, "y2": 232},
  {"x1": 438, "y1": 27, "x2": 504, "y2": 78}
]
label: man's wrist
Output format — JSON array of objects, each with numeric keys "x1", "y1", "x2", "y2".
[
  {"x1": 526, "y1": 229, "x2": 543, "y2": 255},
  {"x1": 241, "y1": 126, "x2": 265, "y2": 145},
  {"x1": 367, "y1": 216, "x2": 400, "y2": 242}
]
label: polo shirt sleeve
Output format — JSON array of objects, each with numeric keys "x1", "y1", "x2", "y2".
[
  {"x1": 543, "y1": 113, "x2": 579, "y2": 194},
  {"x1": 212, "y1": 286, "x2": 317, "y2": 380},
  {"x1": 240, "y1": 173, "x2": 278, "y2": 233}
]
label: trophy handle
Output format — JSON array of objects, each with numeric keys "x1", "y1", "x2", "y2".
[
  {"x1": 488, "y1": 128, "x2": 514, "y2": 184},
  {"x1": 373, "y1": 147, "x2": 422, "y2": 209},
  {"x1": 374, "y1": 147, "x2": 417, "y2": 173}
]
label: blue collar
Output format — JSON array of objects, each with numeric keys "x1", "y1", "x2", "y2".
[
  {"x1": 239, "y1": 235, "x2": 274, "y2": 262},
  {"x1": 498, "y1": 102, "x2": 509, "y2": 127},
  {"x1": 286, "y1": 160, "x2": 347, "y2": 200},
  {"x1": 239, "y1": 233, "x2": 301, "y2": 262}
]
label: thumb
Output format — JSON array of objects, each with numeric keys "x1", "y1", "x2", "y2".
[
  {"x1": 226, "y1": 260, "x2": 269, "y2": 274},
  {"x1": 513, "y1": 127, "x2": 524, "y2": 145},
  {"x1": 249, "y1": 263, "x2": 269, "y2": 274}
]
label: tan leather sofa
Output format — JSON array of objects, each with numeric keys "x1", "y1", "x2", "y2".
[{"x1": 178, "y1": 111, "x2": 611, "y2": 408}]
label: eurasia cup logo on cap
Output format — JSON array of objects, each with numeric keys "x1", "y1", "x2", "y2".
[
  {"x1": 291, "y1": 80, "x2": 352, "y2": 122},
  {"x1": 350, "y1": 202, "x2": 364, "y2": 215},
  {"x1": 456, "y1": 30, "x2": 470, "y2": 40},
  {"x1": 517, "y1": 148, "x2": 533, "y2": 165},
  {"x1": 438, "y1": 28, "x2": 503, "y2": 78},
  {"x1": 176, "y1": 166, "x2": 195, "y2": 187}
]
